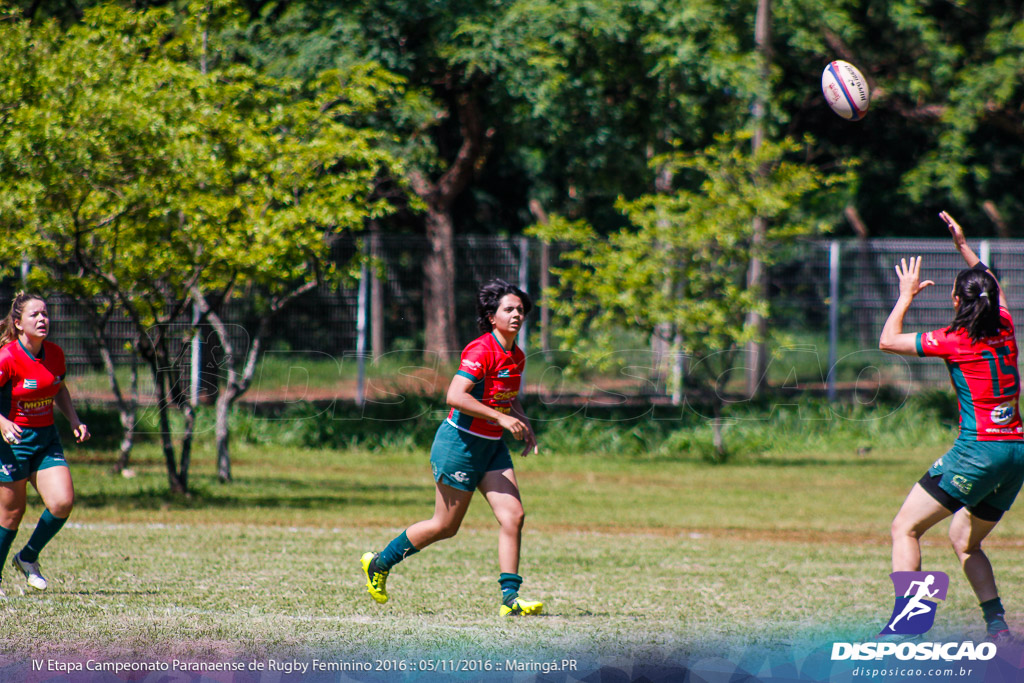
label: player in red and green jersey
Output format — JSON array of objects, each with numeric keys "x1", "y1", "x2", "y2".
[
  {"x1": 880, "y1": 212, "x2": 1023, "y2": 640},
  {"x1": 0, "y1": 292, "x2": 90, "y2": 595},
  {"x1": 445, "y1": 329, "x2": 526, "y2": 439},
  {"x1": 361, "y1": 279, "x2": 543, "y2": 616}
]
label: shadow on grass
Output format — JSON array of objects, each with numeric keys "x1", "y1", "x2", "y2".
[
  {"x1": 745, "y1": 457, "x2": 903, "y2": 468},
  {"x1": 60, "y1": 590, "x2": 163, "y2": 596},
  {"x1": 74, "y1": 477, "x2": 431, "y2": 511}
]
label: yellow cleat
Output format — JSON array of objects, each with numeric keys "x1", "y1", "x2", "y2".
[
  {"x1": 360, "y1": 552, "x2": 389, "y2": 604},
  {"x1": 500, "y1": 596, "x2": 543, "y2": 616}
]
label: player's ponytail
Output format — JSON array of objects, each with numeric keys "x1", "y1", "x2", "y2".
[
  {"x1": 947, "y1": 269, "x2": 1005, "y2": 343},
  {"x1": 0, "y1": 291, "x2": 45, "y2": 347},
  {"x1": 476, "y1": 279, "x2": 533, "y2": 334}
]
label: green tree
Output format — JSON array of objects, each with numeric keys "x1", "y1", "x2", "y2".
[
  {"x1": 0, "y1": 6, "x2": 207, "y2": 490},
  {"x1": 180, "y1": 58, "x2": 407, "y2": 481},
  {"x1": 0, "y1": 5, "x2": 406, "y2": 489},
  {"x1": 530, "y1": 134, "x2": 852, "y2": 458}
]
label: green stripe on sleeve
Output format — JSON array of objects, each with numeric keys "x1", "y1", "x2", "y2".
[{"x1": 915, "y1": 333, "x2": 925, "y2": 357}]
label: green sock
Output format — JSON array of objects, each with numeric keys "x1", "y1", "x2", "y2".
[
  {"x1": 377, "y1": 530, "x2": 418, "y2": 571},
  {"x1": 980, "y1": 597, "x2": 1008, "y2": 634},
  {"x1": 0, "y1": 525, "x2": 17, "y2": 579},
  {"x1": 18, "y1": 510, "x2": 67, "y2": 563},
  {"x1": 499, "y1": 572, "x2": 522, "y2": 605}
]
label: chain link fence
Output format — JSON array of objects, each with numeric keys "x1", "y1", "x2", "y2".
[{"x1": 3, "y1": 236, "x2": 1018, "y2": 398}]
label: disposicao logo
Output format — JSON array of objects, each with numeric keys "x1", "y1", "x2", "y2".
[
  {"x1": 831, "y1": 571, "x2": 997, "y2": 663},
  {"x1": 881, "y1": 571, "x2": 948, "y2": 636}
]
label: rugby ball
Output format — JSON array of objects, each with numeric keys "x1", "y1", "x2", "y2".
[{"x1": 821, "y1": 60, "x2": 870, "y2": 121}]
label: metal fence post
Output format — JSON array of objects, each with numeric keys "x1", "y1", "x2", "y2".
[
  {"x1": 190, "y1": 303, "x2": 201, "y2": 407},
  {"x1": 827, "y1": 240, "x2": 840, "y2": 402},
  {"x1": 355, "y1": 258, "x2": 369, "y2": 407},
  {"x1": 518, "y1": 237, "x2": 529, "y2": 356}
]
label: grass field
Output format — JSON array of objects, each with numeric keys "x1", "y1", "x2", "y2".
[{"x1": 1, "y1": 397, "x2": 1021, "y2": 678}]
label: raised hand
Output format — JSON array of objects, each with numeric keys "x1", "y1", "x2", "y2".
[
  {"x1": 895, "y1": 256, "x2": 935, "y2": 300},
  {"x1": 939, "y1": 211, "x2": 967, "y2": 250}
]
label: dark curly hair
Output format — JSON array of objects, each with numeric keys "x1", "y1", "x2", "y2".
[
  {"x1": 476, "y1": 279, "x2": 533, "y2": 334},
  {"x1": 947, "y1": 268, "x2": 1006, "y2": 343}
]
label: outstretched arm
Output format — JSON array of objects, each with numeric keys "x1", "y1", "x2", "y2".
[
  {"x1": 880, "y1": 256, "x2": 935, "y2": 356},
  {"x1": 940, "y1": 211, "x2": 1008, "y2": 310}
]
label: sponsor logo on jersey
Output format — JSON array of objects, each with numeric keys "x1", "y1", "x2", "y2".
[
  {"x1": 991, "y1": 402, "x2": 1016, "y2": 425},
  {"x1": 19, "y1": 398, "x2": 53, "y2": 411},
  {"x1": 461, "y1": 359, "x2": 483, "y2": 371}
]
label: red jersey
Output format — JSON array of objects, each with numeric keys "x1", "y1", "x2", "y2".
[
  {"x1": 446, "y1": 332, "x2": 525, "y2": 439},
  {"x1": 0, "y1": 340, "x2": 66, "y2": 428},
  {"x1": 916, "y1": 307, "x2": 1022, "y2": 441}
]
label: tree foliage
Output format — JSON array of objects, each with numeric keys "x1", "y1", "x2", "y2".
[
  {"x1": 0, "y1": 4, "x2": 407, "y2": 490},
  {"x1": 529, "y1": 134, "x2": 854, "y2": 436}
]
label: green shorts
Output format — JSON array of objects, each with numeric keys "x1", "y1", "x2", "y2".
[
  {"x1": 926, "y1": 439, "x2": 1024, "y2": 513},
  {"x1": 429, "y1": 420, "x2": 513, "y2": 491},
  {"x1": 0, "y1": 424, "x2": 68, "y2": 483}
]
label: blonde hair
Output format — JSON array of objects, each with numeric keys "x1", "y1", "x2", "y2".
[{"x1": 0, "y1": 292, "x2": 46, "y2": 347}]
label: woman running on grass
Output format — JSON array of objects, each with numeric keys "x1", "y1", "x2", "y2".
[
  {"x1": 361, "y1": 279, "x2": 543, "y2": 616},
  {"x1": 0, "y1": 292, "x2": 90, "y2": 596},
  {"x1": 880, "y1": 211, "x2": 1023, "y2": 640}
]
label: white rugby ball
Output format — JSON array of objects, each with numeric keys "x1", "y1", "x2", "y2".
[{"x1": 821, "y1": 60, "x2": 870, "y2": 121}]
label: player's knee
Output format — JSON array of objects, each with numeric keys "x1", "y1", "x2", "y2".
[
  {"x1": 891, "y1": 517, "x2": 912, "y2": 539},
  {"x1": 48, "y1": 496, "x2": 74, "y2": 519},
  {"x1": 433, "y1": 520, "x2": 460, "y2": 540},
  {"x1": 949, "y1": 532, "x2": 979, "y2": 557},
  {"x1": 497, "y1": 505, "x2": 524, "y2": 532},
  {"x1": 891, "y1": 516, "x2": 923, "y2": 541}
]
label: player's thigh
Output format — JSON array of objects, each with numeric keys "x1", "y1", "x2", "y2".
[
  {"x1": 892, "y1": 483, "x2": 954, "y2": 535},
  {"x1": 431, "y1": 479, "x2": 475, "y2": 527},
  {"x1": 479, "y1": 468, "x2": 523, "y2": 525}
]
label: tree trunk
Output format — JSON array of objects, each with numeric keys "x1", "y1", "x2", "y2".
[
  {"x1": 113, "y1": 361, "x2": 138, "y2": 474},
  {"x1": 178, "y1": 401, "x2": 196, "y2": 492},
  {"x1": 745, "y1": 0, "x2": 772, "y2": 398},
  {"x1": 193, "y1": 281, "x2": 315, "y2": 484},
  {"x1": 86, "y1": 314, "x2": 138, "y2": 474},
  {"x1": 423, "y1": 204, "x2": 458, "y2": 358},
  {"x1": 152, "y1": 361, "x2": 187, "y2": 494},
  {"x1": 711, "y1": 414, "x2": 726, "y2": 463},
  {"x1": 408, "y1": 88, "x2": 491, "y2": 360},
  {"x1": 216, "y1": 386, "x2": 234, "y2": 482}
]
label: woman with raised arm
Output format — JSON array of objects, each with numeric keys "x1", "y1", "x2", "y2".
[
  {"x1": 0, "y1": 292, "x2": 90, "y2": 596},
  {"x1": 879, "y1": 212, "x2": 1022, "y2": 640}
]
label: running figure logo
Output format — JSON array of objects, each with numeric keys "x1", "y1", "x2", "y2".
[{"x1": 881, "y1": 571, "x2": 949, "y2": 636}]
